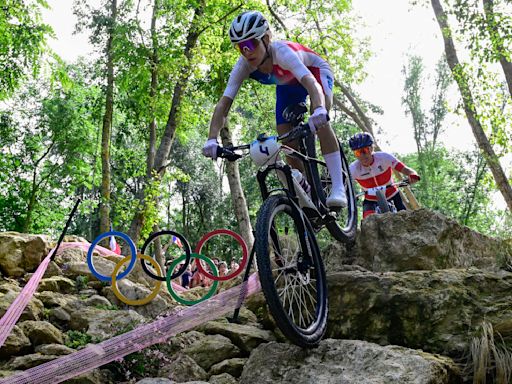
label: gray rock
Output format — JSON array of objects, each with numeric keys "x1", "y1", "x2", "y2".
[
  {"x1": 0, "y1": 232, "x2": 50, "y2": 277},
  {"x1": 182, "y1": 334, "x2": 241, "y2": 371},
  {"x1": 201, "y1": 321, "x2": 275, "y2": 353},
  {"x1": 0, "y1": 290, "x2": 44, "y2": 321},
  {"x1": 5, "y1": 353, "x2": 59, "y2": 370},
  {"x1": 83, "y1": 294, "x2": 112, "y2": 308},
  {"x1": 135, "y1": 379, "x2": 174, "y2": 384},
  {"x1": 35, "y1": 291, "x2": 80, "y2": 309},
  {"x1": 35, "y1": 343, "x2": 74, "y2": 355},
  {"x1": 59, "y1": 368, "x2": 114, "y2": 384},
  {"x1": 158, "y1": 353, "x2": 208, "y2": 382},
  {"x1": 49, "y1": 307, "x2": 71, "y2": 324},
  {"x1": 209, "y1": 373, "x2": 238, "y2": 384},
  {"x1": 0, "y1": 370, "x2": 23, "y2": 378},
  {"x1": 77, "y1": 289, "x2": 99, "y2": 298},
  {"x1": 0, "y1": 325, "x2": 31, "y2": 358},
  {"x1": 38, "y1": 276, "x2": 76, "y2": 293},
  {"x1": 68, "y1": 307, "x2": 146, "y2": 341},
  {"x1": 209, "y1": 357, "x2": 247, "y2": 378},
  {"x1": 240, "y1": 339, "x2": 462, "y2": 384},
  {"x1": 326, "y1": 209, "x2": 512, "y2": 272},
  {"x1": 326, "y1": 268, "x2": 512, "y2": 357},
  {"x1": 19, "y1": 320, "x2": 64, "y2": 346},
  {"x1": 42, "y1": 261, "x2": 62, "y2": 278},
  {"x1": 101, "y1": 281, "x2": 171, "y2": 318}
]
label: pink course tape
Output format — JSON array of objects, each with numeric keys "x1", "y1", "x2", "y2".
[
  {"x1": 0, "y1": 251, "x2": 52, "y2": 349},
  {"x1": 0, "y1": 273, "x2": 261, "y2": 384},
  {"x1": 0, "y1": 241, "x2": 189, "y2": 351}
]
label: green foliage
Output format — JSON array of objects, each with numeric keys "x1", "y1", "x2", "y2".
[
  {"x1": 65, "y1": 330, "x2": 93, "y2": 349},
  {"x1": 0, "y1": 0, "x2": 53, "y2": 99},
  {"x1": 75, "y1": 275, "x2": 89, "y2": 291},
  {"x1": 0, "y1": 60, "x2": 102, "y2": 235},
  {"x1": 94, "y1": 304, "x2": 119, "y2": 310}
]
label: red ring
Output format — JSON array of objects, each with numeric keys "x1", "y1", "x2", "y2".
[{"x1": 194, "y1": 229, "x2": 248, "y2": 281}]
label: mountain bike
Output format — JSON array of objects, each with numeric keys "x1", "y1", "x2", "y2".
[{"x1": 216, "y1": 103, "x2": 357, "y2": 347}]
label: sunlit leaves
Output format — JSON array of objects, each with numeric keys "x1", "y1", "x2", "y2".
[{"x1": 0, "y1": 0, "x2": 53, "y2": 99}]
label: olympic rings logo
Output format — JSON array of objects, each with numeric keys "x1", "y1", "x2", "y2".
[{"x1": 86, "y1": 229, "x2": 248, "y2": 306}]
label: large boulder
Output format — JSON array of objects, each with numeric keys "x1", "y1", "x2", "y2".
[
  {"x1": 324, "y1": 209, "x2": 512, "y2": 272},
  {"x1": 18, "y1": 320, "x2": 64, "y2": 346},
  {"x1": 209, "y1": 357, "x2": 247, "y2": 378},
  {"x1": 327, "y1": 268, "x2": 512, "y2": 357},
  {"x1": 199, "y1": 319, "x2": 276, "y2": 354},
  {"x1": 4, "y1": 353, "x2": 60, "y2": 370},
  {"x1": 182, "y1": 334, "x2": 241, "y2": 371},
  {"x1": 157, "y1": 353, "x2": 208, "y2": 382},
  {"x1": 0, "y1": 232, "x2": 51, "y2": 277},
  {"x1": 37, "y1": 276, "x2": 76, "y2": 293},
  {"x1": 0, "y1": 326, "x2": 31, "y2": 358},
  {"x1": 0, "y1": 284, "x2": 44, "y2": 321},
  {"x1": 101, "y1": 280, "x2": 173, "y2": 318},
  {"x1": 68, "y1": 307, "x2": 146, "y2": 341},
  {"x1": 239, "y1": 339, "x2": 462, "y2": 384}
]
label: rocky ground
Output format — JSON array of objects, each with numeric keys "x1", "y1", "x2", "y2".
[{"x1": 0, "y1": 209, "x2": 511, "y2": 384}]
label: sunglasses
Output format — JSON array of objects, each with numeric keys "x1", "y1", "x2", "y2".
[
  {"x1": 353, "y1": 146, "x2": 372, "y2": 157},
  {"x1": 236, "y1": 38, "x2": 260, "y2": 53}
]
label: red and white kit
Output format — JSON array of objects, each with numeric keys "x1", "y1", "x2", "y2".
[{"x1": 349, "y1": 152, "x2": 405, "y2": 201}]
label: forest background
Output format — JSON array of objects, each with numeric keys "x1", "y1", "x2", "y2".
[{"x1": 1, "y1": 0, "x2": 511, "y2": 251}]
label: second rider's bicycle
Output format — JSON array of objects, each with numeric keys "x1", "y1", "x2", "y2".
[{"x1": 217, "y1": 103, "x2": 357, "y2": 347}]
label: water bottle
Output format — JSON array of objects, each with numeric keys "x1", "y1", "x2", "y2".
[
  {"x1": 291, "y1": 169, "x2": 311, "y2": 197},
  {"x1": 275, "y1": 164, "x2": 315, "y2": 209}
]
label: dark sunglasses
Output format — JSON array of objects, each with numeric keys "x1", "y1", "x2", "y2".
[{"x1": 236, "y1": 38, "x2": 260, "y2": 53}]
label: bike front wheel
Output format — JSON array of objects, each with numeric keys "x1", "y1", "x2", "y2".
[
  {"x1": 255, "y1": 194, "x2": 328, "y2": 348},
  {"x1": 376, "y1": 190, "x2": 390, "y2": 213}
]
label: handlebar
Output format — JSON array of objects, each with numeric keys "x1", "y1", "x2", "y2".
[
  {"x1": 355, "y1": 177, "x2": 420, "y2": 198},
  {"x1": 215, "y1": 122, "x2": 312, "y2": 162}
]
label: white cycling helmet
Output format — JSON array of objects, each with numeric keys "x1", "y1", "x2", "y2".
[
  {"x1": 229, "y1": 11, "x2": 269, "y2": 44},
  {"x1": 250, "y1": 136, "x2": 281, "y2": 166}
]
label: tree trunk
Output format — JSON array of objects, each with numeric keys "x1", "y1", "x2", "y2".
[
  {"x1": 431, "y1": 0, "x2": 512, "y2": 212},
  {"x1": 220, "y1": 126, "x2": 254, "y2": 247},
  {"x1": 482, "y1": 0, "x2": 512, "y2": 97},
  {"x1": 128, "y1": 1, "x2": 205, "y2": 243},
  {"x1": 99, "y1": 0, "x2": 117, "y2": 234},
  {"x1": 147, "y1": 0, "x2": 158, "y2": 176}
]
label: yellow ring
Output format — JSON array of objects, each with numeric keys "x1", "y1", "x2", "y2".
[{"x1": 111, "y1": 253, "x2": 163, "y2": 306}]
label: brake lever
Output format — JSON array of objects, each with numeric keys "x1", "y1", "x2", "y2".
[{"x1": 216, "y1": 146, "x2": 242, "y2": 162}]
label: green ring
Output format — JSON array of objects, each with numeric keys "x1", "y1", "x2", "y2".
[{"x1": 166, "y1": 253, "x2": 219, "y2": 306}]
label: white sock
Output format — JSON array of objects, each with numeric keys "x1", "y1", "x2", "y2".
[{"x1": 324, "y1": 151, "x2": 345, "y2": 197}]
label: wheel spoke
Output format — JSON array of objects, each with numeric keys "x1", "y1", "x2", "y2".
[{"x1": 256, "y1": 195, "x2": 327, "y2": 347}]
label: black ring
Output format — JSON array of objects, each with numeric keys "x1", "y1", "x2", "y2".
[{"x1": 140, "y1": 230, "x2": 192, "y2": 281}]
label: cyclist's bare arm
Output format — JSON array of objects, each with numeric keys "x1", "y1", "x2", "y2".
[
  {"x1": 208, "y1": 96, "x2": 234, "y2": 140},
  {"x1": 300, "y1": 74, "x2": 326, "y2": 111},
  {"x1": 398, "y1": 165, "x2": 420, "y2": 183},
  {"x1": 399, "y1": 165, "x2": 416, "y2": 176}
]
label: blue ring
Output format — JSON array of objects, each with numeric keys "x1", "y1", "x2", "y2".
[{"x1": 86, "y1": 231, "x2": 137, "y2": 282}]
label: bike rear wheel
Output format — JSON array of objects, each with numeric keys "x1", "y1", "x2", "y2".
[
  {"x1": 255, "y1": 194, "x2": 328, "y2": 348},
  {"x1": 311, "y1": 139, "x2": 357, "y2": 242}
]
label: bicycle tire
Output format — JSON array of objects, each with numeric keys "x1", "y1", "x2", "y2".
[
  {"x1": 140, "y1": 230, "x2": 192, "y2": 281},
  {"x1": 255, "y1": 194, "x2": 328, "y2": 348},
  {"x1": 315, "y1": 140, "x2": 357, "y2": 242},
  {"x1": 376, "y1": 190, "x2": 390, "y2": 213}
]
